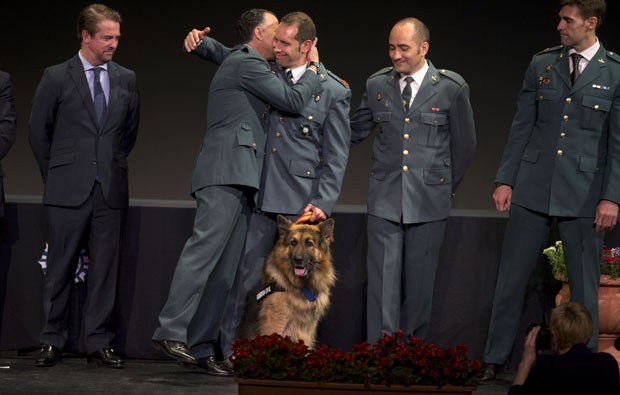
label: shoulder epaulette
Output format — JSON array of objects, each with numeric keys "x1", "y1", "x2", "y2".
[
  {"x1": 326, "y1": 69, "x2": 350, "y2": 89},
  {"x1": 437, "y1": 69, "x2": 466, "y2": 85},
  {"x1": 606, "y1": 50, "x2": 620, "y2": 64},
  {"x1": 368, "y1": 66, "x2": 393, "y2": 79},
  {"x1": 536, "y1": 45, "x2": 563, "y2": 55}
]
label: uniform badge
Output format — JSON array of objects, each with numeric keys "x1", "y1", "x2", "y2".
[
  {"x1": 299, "y1": 124, "x2": 312, "y2": 136},
  {"x1": 432, "y1": 107, "x2": 440, "y2": 112},
  {"x1": 598, "y1": 58, "x2": 606, "y2": 64},
  {"x1": 376, "y1": 93, "x2": 382, "y2": 101},
  {"x1": 545, "y1": 64, "x2": 552, "y2": 72},
  {"x1": 314, "y1": 95, "x2": 321, "y2": 102},
  {"x1": 431, "y1": 75, "x2": 437, "y2": 82}
]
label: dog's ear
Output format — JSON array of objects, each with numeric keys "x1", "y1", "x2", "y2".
[
  {"x1": 319, "y1": 218, "x2": 335, "y2": 245},
  {"x1": 276, "y1": 215, "x2": 292, "y2": 237}
]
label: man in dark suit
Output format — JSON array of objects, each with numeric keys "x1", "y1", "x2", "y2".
[
  {"x1": 151, "y1": 9, "x2": 320, "y2": 375},
  {"x1": 481, "y1": 0, "x2": 620, "y2": 381},
  {"x1": 508, "y1": 302, "x2": 620, "y2": 394},
  {"x1": 0, "y1": 70, "x2": 16, "y2": 223},
  {"x1": 350, "y1": 17, "x2": 477, "y2": 344},
  {"x1": 28, "y1": 3, "x2": 140, "y2": 369},
  {"x1": 184, "y1": 11, "x2": 351, "y2": 369}
]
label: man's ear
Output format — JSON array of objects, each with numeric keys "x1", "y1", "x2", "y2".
[{"x1": 300, "y1": 39, "x2": 313, "y2": 54}]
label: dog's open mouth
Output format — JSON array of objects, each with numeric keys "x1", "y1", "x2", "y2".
[{"x1": 294, "y1": 266, "x2": 308, "y2": 277}]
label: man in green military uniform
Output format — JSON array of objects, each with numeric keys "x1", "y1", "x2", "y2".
[{"x1": 482, "y1": 0, "x2": 620, "y2": 381}]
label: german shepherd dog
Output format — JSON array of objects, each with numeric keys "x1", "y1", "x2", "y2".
[{"x1": 237, "y1": 215, "x2": 336, "y2": 348}]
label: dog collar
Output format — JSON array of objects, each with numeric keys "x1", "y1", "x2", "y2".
[{"x1": 302, "y1": 287, "x2": 317, "y2": 302}]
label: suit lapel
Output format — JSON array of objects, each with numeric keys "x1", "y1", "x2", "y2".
[
  {"x1": 104, "y1": 62, "x2": 119, "y2": 128},
  {"x1": 572, "y1": 46, "x2": 606, "y2": 92},
  {"x1": 69, "y1": 56, "x2": 99, "y2": 129},
  {"x1": 410, "y1": 65, "x2": 437, "y2": 113},
  {"x1": 554, "y1": 48, "x2": 572, "y2": 89}
]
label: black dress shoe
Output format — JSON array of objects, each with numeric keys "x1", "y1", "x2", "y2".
[
  {"x1": 480, "y1": 363, "x2": 502, "y2": 382},
  {"x1": 35, "y1": 345, "x2": 62, "y2": 367},
  {"x1": 152, "y1": 339, "x2": 197, "y2": 364},
  {"x1": 87, "y1": 348, "x2": 124, "y2": 368},
  {"x1": 181, "y1": 356, "x2": 233, "y2": 377}
]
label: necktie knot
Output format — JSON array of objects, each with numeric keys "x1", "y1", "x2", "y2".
[
  {"x1": 570, "y1": 53, "x2": 583, "y2": 84},
  {"x1": 402, "y1": 76, "x2": 414, "y2": 111}
]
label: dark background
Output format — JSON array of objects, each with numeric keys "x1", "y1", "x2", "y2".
[{"x1": 2, "y1": 0, "x2": 619, "y2": 208}]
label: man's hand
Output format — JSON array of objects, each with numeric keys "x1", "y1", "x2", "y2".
[
  {"x1": 594, "y1": 199, "x2": 619, "y2": 232},
  {"x1": 305, "y1": 37, "x2": 319, "y2": 64},
  {"x1": 184, "y1": 27, "x2": 211, "y2": 53},
  {"x1": 492, "y1": 184, "x2": 512, "y2": 212},
  {"x1": 512, "y1": 326, "x2": 540, "y2": 386},
  {"x1": 303, "y1": 203, "x2": 326, "y2": 222}
]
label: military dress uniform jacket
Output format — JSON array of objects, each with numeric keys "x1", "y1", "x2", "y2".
[
  {"x1": 260, "y1": 65, "x2": 351, "y2": 216},
  {"x1": 190, "y1": 44, "x2": 320, "y2": 197},
  {"x1": 495, "y1": 44, "x2": 620, "y2": 217},
  {"x1": 0, "y1": 71, "x2": 17, "y2": 217},
  {"x1": 28, "y1": 56, "x2": 140, "y2": 209},
  {"x1": 350, "y1": 61, "x2": 477, "y2": 224}
]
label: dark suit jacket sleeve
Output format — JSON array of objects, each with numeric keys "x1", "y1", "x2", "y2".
[
  {"x1": 192, "y1": 36, "x2": 232, "y2": 65},
  {"x1": 0, "y1": 71, "x2": 17, "y2": 161},
  {"x1": 28, "y1": 67, "x2": 58, "y2": 181},
  {"x1": 311, "y1": 85, "x2": 352, "y2": 215},
  {"x1": 121, "y1": 70, "x2": 140, "y2": 156},
  {"x1": 449, "y1": 82, "x2": 477, "y2": 193}
]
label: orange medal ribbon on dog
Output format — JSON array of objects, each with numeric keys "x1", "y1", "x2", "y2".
[{"x1": 294, "y1": 211, "x2": 313, "y2": 224}]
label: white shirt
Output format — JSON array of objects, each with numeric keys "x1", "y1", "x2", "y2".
[
  {"x1": 400, "y1": 60, "x2": 429, "y2": 107},
  {"x1": 568, "y1": 38, "x2": 600, "y2": 75}
]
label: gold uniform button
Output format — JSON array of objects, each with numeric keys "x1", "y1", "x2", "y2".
[
  {"x1": 306, "y1": 171, "x2": 311, "y2": 176},
  {"x1": 275, "y1": 132, "x2": 281, "y2": 138},
  {"x1": 279, "y1": 117, "x2": 285, "y2": 124},
  {"x1": 402, "y1": 165, "x2": 409, "y2": 172},
  {"x1": 557, "y1": 149, "x2": 563, "y2": 156},
  {"x1": 308, "y1": 115, "x2": 313, "y2": 120},
  {"x1": 566, "y1": 97, "x2": 572, "y2": 104},
  {"x1": 403, "y1": 149, "x2": 409, "y2": 156},
  {"x1": 560, "y1": 132, "x2": 566, "y2": 138},
  {"x1": 563, "y1": 115, "x2": 569, "y2": 121},
  {"x1": 272, "y1": 147, "x2": 277, "y2": 153},
  {"x1": 439, "y1": 177, "x2": 445, "y2": 183},
  {"x1": 404, "y1": 118, "x2": 411, "y2": 124},
  {"x1": 252, "y1": 143, "x2": 257, "y2": 148},
  {"x1": 594, "y1": 104, "x2": 600, "y2": 110},
  {"x1": 404, "y1": 133, "x2": 410, "y2": 140}
]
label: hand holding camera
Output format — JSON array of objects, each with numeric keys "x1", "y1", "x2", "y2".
[{"x1": 526, "y1": 322, "x2": 552, "y2": 353}]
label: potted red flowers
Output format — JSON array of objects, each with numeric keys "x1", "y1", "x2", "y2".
[{"x1": 231, "y1": 330, "x2": 482, "y2": 394}]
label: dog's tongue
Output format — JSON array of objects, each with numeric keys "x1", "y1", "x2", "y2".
[{"x1": 295, "y1": 267, "x2": 307, "y2": 276}]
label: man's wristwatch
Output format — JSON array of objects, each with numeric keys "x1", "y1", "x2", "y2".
[{"x1": 307, "y1": 61, "x2": 320, "y2": 72}]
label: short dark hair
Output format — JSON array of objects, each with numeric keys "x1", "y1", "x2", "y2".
[
  {"x1": 76, "y1": 3, "x2": 122, "y2": 40},
  {"x1": 394, "y1": 17, "x2": 430, "y2": 45},
  {"x1": 560, "y1": 0, "x2": 606, "y2": 29},
  {"x1": 280, "y1": 11, "x2": 316, "y2": 43},
  {"x1": 236, "y1": 8, "x2": 276, "y2": 44}
]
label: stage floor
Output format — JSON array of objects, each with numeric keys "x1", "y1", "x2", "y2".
[{"x1": 0, "y1": 350, "x2": 514, "y2": 395}]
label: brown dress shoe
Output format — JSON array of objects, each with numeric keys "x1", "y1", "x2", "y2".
[
  {"x1": 152, "y1": 339, "x2": 197, "y2": 364},
  {"x1": 87, "y1": 348, "x2": 124, "y2": 368},
  {"x1": 35, "y1": 345, "x2": 62, "y2": 367}
]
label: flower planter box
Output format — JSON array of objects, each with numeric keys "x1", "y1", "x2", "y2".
[{"x1": 235, "y1": 378, "x2": 477, "y2": 395}]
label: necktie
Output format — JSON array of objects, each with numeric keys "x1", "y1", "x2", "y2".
[
  {"x1": 402, "y1": 76, "x2": 413, "y2": 111},
  {"x1": 570, "y1": 53, "x2": 582, "y2": 84},
  {"x1": 92, "y1": 67, "x2": 106, "y2": 125},
  {"x1": 286, "y1": 69, "x2": 294, "y2": 84}
]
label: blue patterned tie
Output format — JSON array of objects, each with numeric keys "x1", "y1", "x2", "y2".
[{"x1": 92, "y1": 67, "x2": 106, "y2": 125}]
